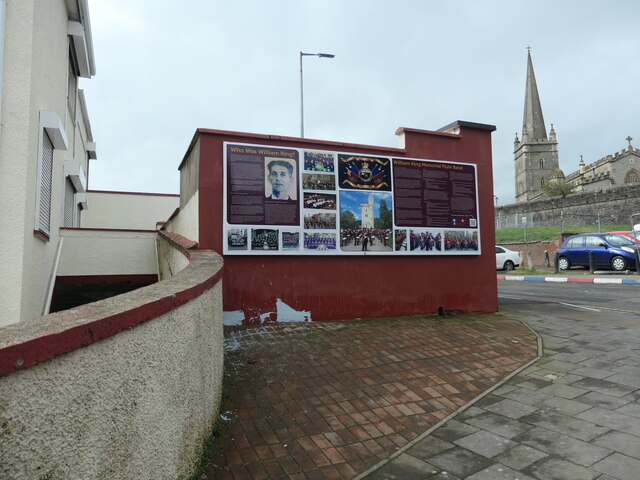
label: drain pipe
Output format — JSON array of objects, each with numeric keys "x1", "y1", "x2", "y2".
[
  {"x1": 0, "y1": 0, "x2": 6, "y2": 133},
  {"x1": 43, "y1": 237, "x2": 64, "y2": 315}
]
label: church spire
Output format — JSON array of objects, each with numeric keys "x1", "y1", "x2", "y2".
[{"x1": 522, "y1": 48, "x2": 547, "y2": 142}]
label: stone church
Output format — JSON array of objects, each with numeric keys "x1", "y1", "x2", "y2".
[
  {"x1": 514, "y1": 50, "x2": 640, "y2": 204},
  {"x1": 496, "y1": 51, "x2": 640, "y2": 230}
]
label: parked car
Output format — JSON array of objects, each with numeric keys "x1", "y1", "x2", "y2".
[
  {"x1": 608, "y1": 230, "x2": 640, "y2": 243},
  {"x1": 496, "y1": 246, "x2": 521, "y2": 271},
  {"x1": 557, "y1": 233, "x2": 639, "y2": 271}
]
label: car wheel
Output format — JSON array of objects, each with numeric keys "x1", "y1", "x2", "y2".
[
  {"x1": 611, "y1": 255, "x2": 627, "y2": 271},
  {"x1": 503, "y1": 260, "x2": 515, "y2": 271},
  {"x1": 558, "y1": 256, "x2": 570, "y2": 270}
]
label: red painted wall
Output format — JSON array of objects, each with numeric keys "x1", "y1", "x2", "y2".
[{"x1": 193, "y1": 124, "x2": 497, "y2": 322}]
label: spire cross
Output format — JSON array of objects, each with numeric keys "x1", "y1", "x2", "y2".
[
  {"x1": 526, "y1": 45, "x2": 531, "y2": 52},
  {"x1": 626, "y1": 136, "x2": 633, "y2": 147}
]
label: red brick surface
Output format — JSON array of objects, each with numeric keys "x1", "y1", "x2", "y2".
[{"x1": 204, "y1": 314, "x2": 537, "y2": 479}]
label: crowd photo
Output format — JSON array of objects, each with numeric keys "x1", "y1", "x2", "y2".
[
  {"x1": 443, "y1": 231, "x2": 479, "y2": 251},
  {"x1": 281, "y1": 231, "x2": 300, "y2": 250},
  {"x1": 303, "y1": 193, "x2": 336, "y2": 210},
  {"x1": 302, "y1": 173, "x2": 336, "y2": 191},
  {"x1": 304, "y1": 213, "x2": 336, "y2": 230},
  {"x1": 304, "y1": 151, "x2": 335, "y2": 172},
  {"x1": 409, "y1": 230, "x2": 442, "y2": 251},
  {"x1": 340, "y1": 228, "x2": 392, "y2": 251},
  {"x1": 251, "y1": 229, "x2": 279, "y2": 251},
  {"x1": 304, "y1": 232, "x2": 337, "y2": 250},
  {"x1": 394, "y1": 229, "x2": 407, "y2": 251}
]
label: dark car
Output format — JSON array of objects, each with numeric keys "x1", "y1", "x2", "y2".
[{"x1": 557, "y1": 233, "x2": 639, "y2": 271}]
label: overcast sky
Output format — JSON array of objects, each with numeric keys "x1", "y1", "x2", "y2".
[{"x1": 82, "y1": 1, "x2": 640, "y2": 205}]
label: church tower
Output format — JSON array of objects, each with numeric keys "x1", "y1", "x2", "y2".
[{"x1": 514, "y1": 49, "x2": 559, "y2": 203}]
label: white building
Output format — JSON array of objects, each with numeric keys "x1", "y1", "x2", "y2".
[{"x1": 0, "y1": 0, "x2": 97, "y2": 326}]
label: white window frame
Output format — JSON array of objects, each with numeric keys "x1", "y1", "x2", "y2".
[{"x1": 35, "y1": 111, "x2": 68, "y2": 238}]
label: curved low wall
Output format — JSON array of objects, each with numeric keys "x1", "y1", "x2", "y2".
[{"x1": 0, "y1": 244, "x2": 224, "y2": 480}]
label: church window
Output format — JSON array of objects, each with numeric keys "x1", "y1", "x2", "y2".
[
  {"x1": 539, "y1": 159, "x2": 544, "y2": 169},
  {"x1": 541, "y1": 178, "x2": 545, "y2": 187},
  {"x1": 624, "y1": 168, "x2": 640, "y2": 184}
]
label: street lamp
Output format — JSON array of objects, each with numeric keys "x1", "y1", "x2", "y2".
[{"x1": 300, "y1": 51, "x2": 334, "y2": 138}]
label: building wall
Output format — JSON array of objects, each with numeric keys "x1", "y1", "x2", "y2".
[
  {"x1": 81, "y1": 191, "x2": 179, "y2": 230},
  {"x1": 0, "y1": 0, "x2": 95, "y2": 325},
  {"x1": 57, "y1": 229, "x2": 158, "y2": 277},
  {"x1": 175, "y1": 124, "x2": 497, "y2": 323}
]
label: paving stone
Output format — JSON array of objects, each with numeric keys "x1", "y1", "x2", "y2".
[
  {"x1": 536, "y1": 359, "x2": 581, "y2": 373},
  {"x1": 455, "y1": 406, "x2": 485, "y2": 421},
  {"x1": 405, "y1": 435, "x2": 454, "y2": 459},
  {"x1": 593, "y1": 431, "x2": 640, "y2": 460},
  {"x1": 501, "y1": 387, "x2": 553, "y2": 407},
  {"x1": 428, "y1": 447, "x2": 494, "y2": 478},
  {"x1": 430, "y1": 419, "x2": 479, "y2": 443},
  {"x1": 514, "y1": 377, "x2": 553, "y2": 390},
  {"x1": 539, "y1": 396, "x2": 591, "y2": 415},
  {"x1": 576, "y1": 407, "x2": 640, "y2": 437},
  {"x1": 572, "y1": 366, "x2": 615, "y2": 380},
  {"x1": 512, "y1": 426, "x2": 611, "y2": 466},
  {"x1": 570, "y1": 377, "x2": 637, "y2": 397},
  {"x1": 592, "y1": 452, "x2": 640, "y2": 480},
  {"x1": 368, "y1": 453, "x2": 438, "y2": 479},
  {"x1": 536, "y1": 382, "x2": 588, "y2": 399},
  {"x1": 492, "y1": 384, "x2": 519, "y2": 396},
  {"x1": 494, "y1": 444, "x2": 548, "y2": 470},
  {"x1": 454, "y1": 430, "x2": 517, "y2": 458},
  {"x1": 523, "y1": 456, "x2": 599, "y2": 480},
  {"x1": 573, "y1": 391, "x2": 631, "y2": 410},
  {"x1": 484, "y1": 398, "x2": 538, "y2": 419},
  {"x1": 518, "y1": 410, "x2": 609, "y2": 441},
  {"x1": 466, "y1": 463, "x2": 537, "y2": 480},
  {"x1": 614, "y1": 401, "x2": 640, "y2": 418},
  {"x1": 464, "y1": 411, "x2": 534, "y2": 438}
]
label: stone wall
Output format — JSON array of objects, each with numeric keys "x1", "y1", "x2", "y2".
[{"x1": 496, "y1": 183, "x2": 640, "y2": 229}]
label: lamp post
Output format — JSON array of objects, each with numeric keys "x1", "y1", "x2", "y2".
[{"x1": 300, "y1": 51, "x2": 334, "y2": 138}]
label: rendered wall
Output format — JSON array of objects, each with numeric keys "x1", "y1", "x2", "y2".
[
  {"x1": 81, "y1": 191, "x2": 179, "y2": 230},
  {"x1": 180, "y1": 124, "x2": 497, "y2": 323},
  {"x1": 57, "y1": 228, "x2": 158, "y2": 277},
  {"x1": 0, "y1": 249, "x2": 224, "y2": 480},
  {"x1": 0, "y1": 0, "x2": 95, "y2": 325}
]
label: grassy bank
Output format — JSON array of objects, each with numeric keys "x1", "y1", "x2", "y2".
[{"x1": 496, "y1": 225, "x2": 631, "y2": 243}]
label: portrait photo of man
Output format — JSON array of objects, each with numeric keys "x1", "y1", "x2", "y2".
[{"x1": 265, "y1": 158, "x2": 297, "y2": 200}]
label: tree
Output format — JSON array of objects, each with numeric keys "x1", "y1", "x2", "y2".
[
  {"x1": 377, "y1": 199, "x2": 393, "y2": 230},
  {"x1": 340, "y1": 210, "x2": 357, "y2": 229},
  {"x1": 541, "y1": 180, "x2": 575, "y2": 198}
]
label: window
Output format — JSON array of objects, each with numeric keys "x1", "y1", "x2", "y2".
[
  {"x1": 539, "y1": 159, "x2": 544, "y2": 169},
  {"x1": 585, "y1": 236, "x2": 603, "y2": 247},
  {"x1": 36, "y1": 132, "x2": 54, "y2": 235},
  {"x1": 566, "y1": 237, "x2": 583, "y2": 248},
  {"x1": 63, "y1": 177, "x2": 75, "y2": 227},
  {"x1": 35, "y1": 111, "x2": 68, "y2": 238}
]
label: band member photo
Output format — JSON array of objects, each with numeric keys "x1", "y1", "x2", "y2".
[{"x1": 265, "y1": 158, "x2": 297, "y2": 200}]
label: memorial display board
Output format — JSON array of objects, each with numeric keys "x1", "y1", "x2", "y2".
[{"x1": 223, "y1": 142, "x2": 480, "y2": 255}]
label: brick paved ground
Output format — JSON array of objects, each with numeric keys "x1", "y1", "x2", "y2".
[{"x1": 202, "y1": 314, "x2": 537, "y2": 480}]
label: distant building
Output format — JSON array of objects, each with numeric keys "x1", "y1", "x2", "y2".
[
  {"x1": 514, "y1": 50, "x2": 640, "y2": 205},
  {"x1": 361, "y1": 194, "x2": 374, "y2": 229}
]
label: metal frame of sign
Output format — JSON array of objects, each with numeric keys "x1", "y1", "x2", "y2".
[{"x1": 223, "y1": 142, "x2": 481, "y2": 256}]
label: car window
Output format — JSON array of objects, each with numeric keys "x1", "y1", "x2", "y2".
[
  {"x1": 566, "y1": 237, "x2": 583, "y2": 247},
  {"x1": 585, "y1": 236, "x2": 603, "y2": 247},
  {"x1": 604, "y1": 234, "x2": 634, "y2": 246},
  {"x1": 496, "y1": 247, "x2": 504, "y2": 253}
]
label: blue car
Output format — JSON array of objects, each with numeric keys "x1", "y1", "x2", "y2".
[{"x1": 557, "y1": 233, "x2": 639, "y2": 271}]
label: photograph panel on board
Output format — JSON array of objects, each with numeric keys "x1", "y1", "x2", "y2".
[
  {"x1": 409, "y1": 229, "x2": 442, "y2": 252},
  {"x1": 339, "y1": 191, "x2": 393, "y2": 252},
  {"x1": 251, "y1": 228, "x2": 279, "y2": 251},
  {"x1": 444, "y1": 230, "x2": 479, "y2": 251}
]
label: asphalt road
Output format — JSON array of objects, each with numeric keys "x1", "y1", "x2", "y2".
[{"x1": 499, "y1": 280, "x2": 640, "y2": 316}]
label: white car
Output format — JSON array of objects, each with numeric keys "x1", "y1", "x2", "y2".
[{"x1": 496, "y1": 246, "x2": 521, "y2": 271}]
